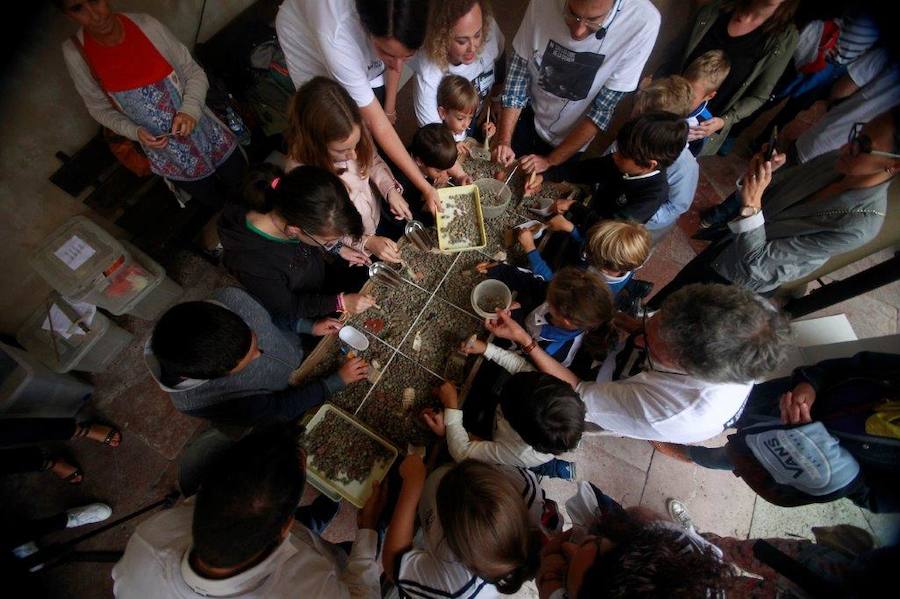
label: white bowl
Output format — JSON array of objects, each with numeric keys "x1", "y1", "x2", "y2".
[{"x1": 470, "y1": 279, "x2": 512, "y2": 319}]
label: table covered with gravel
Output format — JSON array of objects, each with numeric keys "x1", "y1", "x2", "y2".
[
  {"x1": 303, "y1": 409, "x2": 394, "y2": 485},
  {"x1": 483, "y1": 210, "x2": 530, "y2": 263},
  {"x1": 398, "y1": 237, "x2": 456, "y2": 291},
  {"x1": 462, "y1": 155, "x2": 501, "y2": 182},
  {"x1": 292, "y1": 333, "x2": 395, "y2": 413},
  {"x1": 356, "y1": 353, "x2": 442, "y2": 447},
  {"x1": 346, "y1": 280, "x2": 430, "y2": 348},
  {"x1": 437, "y1": 251, "x2": 488, "y2": 314},
  {"x1": 400, "y1": 295, "x2": 482, "y2": 375}
]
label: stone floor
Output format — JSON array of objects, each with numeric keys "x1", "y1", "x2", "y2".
[{"x1": 5, "y1": 7, "x2": 899, "y2": 597}]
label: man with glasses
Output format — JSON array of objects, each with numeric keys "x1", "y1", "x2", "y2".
[
  {"x1": 483, "y1": 284, "x2": 790, "y2": 444},
  {"x1": 493, "y1": 0, "x2": 660, "y2": 179},
  {"x1": 648, "y1": 107, "x2": 899, "y2": 307}
]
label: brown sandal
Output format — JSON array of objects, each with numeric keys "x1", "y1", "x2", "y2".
[
  {"x1": 73, "y1": 423, "x2": 122, "y2": 447},
  {"x1": 45, "y1": 457, "x2": 84, "y2": 484}
]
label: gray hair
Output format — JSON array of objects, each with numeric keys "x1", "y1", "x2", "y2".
[{"x1": 658, "y1": 284, "x2": 791, "y2": 383}]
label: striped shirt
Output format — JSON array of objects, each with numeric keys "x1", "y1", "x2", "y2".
[
  {"x1": 834, "y1": 11, "x2": 879, "y2": 65},
  {"x1": 396, "y1": 465, "x2": 560, "y2": 598}
]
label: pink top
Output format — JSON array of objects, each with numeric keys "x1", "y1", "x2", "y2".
[{"x1": 285, "y1": 152, "x2": 400, "y2": 254}]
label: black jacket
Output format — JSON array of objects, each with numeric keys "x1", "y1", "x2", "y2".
[
  {"x1": 567, "y1": 155, "x2": 669, "y2": 225},
  {"x1": 218, "y1": 202, "x2": 339, "y2": 324}
]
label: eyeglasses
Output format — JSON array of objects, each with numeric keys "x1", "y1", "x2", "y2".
[
  {"x1": 298, "y1": 225, "x2": 340, "y2": 252},
  {"x1": 563, "y1": 1, "x2": 608, "y2": 32},
  {"x1": 848, "y1": 122, "x2": 900, "y2": 159}
]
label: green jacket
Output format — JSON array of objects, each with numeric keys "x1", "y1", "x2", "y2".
[{"x1": 679, "y1": 0, "x2": 798, "y2": 155}]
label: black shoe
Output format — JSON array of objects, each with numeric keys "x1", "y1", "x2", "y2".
[{"x1": 691, "y1": 224, "x2": 729, "y2": 242}]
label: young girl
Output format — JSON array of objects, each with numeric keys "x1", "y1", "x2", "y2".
[
  {"x1": 479, "y1": 266, "x2": 615, "y2": 370},
  {"x1": 285, "y1": 77, "x2": 412, "y2": 263},
  {"x1": 384, "y1": 456, "x2": 554, "y2": 598},
  {"x1": 218, "y1": 165, "x2": 376, "y2": 332}
]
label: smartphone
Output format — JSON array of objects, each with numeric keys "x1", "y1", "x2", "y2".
[{"x1": 765, "y1": 126, "x2": 779, "y2": 161}]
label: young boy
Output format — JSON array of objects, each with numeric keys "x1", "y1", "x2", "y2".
[
  {"x1": 408, "y1": 123, "x2": 469, "y2": 188},
  {"x1": 422, "y1": 372, "x2": 585, "y2": 479},
  {"x1": 146, "y1": 287, "x2": 367, "y2": 427},
  {"x1": 437, "y1": 74, "x2": 496, "y2": 146},
  {"x1": 555, "y1": 112, "x2": 688, "y2": 230},
  {"x1": 682, "y1": 50, "x2": 732, "y2": 156}
]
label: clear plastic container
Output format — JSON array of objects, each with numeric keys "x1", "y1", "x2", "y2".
[
  {"x1": 0, "y1": 341, "x2": 93, "y2": 417},
  {"x1": 31, "y1": 217, "x2": 183, "y2": 319},
  {"x1": 16, "y1": 295, "x2": 133, "y2": 373}
]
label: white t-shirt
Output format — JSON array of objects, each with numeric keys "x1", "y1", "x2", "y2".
[
  {"x1": 411, "y1": 18, "x2": 505, "y2": 127},
  {"x1": 275, "y1": 0, "x2": 386, "y2": 107},
  {"x1": 512, "y1": 0, "x2": 660, "y2": 148},
  {"x1": 111, "y1": 505, "x2": 381, "y2": 598},
  {"x1": 396, "y1": 464, "x2": 559, "y2": 599},
  {"x1": 796, "y1": 48, "x2": 900, "y2": 163}
]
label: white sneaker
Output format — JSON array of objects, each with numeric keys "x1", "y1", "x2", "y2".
[
  {"x1": 666, "y1": 498, "x2": 695, "y2": 532},
  {"x1": 66, "y1": 503, "x2": 112, "y2": 528}
]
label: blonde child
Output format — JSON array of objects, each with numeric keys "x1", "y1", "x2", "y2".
[
  {"x1": 682, "y1": 50, "x2": 732, "y2": 156},
  {"x1": 384, "y1": 456, "x2": 553, "y2": 597},
  {"x1": 436, "y1": 74, "x2": 496, "y2": 180},
  {"x1": 285, "y1": 77, "x2": 412, "y2": 264}
]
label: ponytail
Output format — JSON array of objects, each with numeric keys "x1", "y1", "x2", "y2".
[
  {"x1": 242, "y1": 162, "x2": 284, "y2": 212},
  {"x1": 259, "y1": 166, "x2": 364, "y2": 240}
]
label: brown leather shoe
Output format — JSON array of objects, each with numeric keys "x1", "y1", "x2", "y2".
[{"x1": 649, "y1": 441, "x2": 693, "y2": 463}]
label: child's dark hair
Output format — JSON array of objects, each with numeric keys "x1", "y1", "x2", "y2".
[
  {"x1": 258, "y1": 165, "x2": 364, "y2": 240},
  {"x1": 546, "y1": 268, "x2": 616, "y2": 361},
  {"x1": 152, "y1": 300, "x2": 253, "y2": 380},
  {"x1": 242, "y1": 162, "x2": 284, "y2": 211},
  {"x1": 410, "y1": 123, "x2": 458, "y2": 170},
  {"x1": 437, "y1": 460, "x2": 542, "y2": 594},
  {"x1": 616, "y1": 112, "x2": 689, "y2": 169},
  {"x1": 355, "y1": 0, "x2": 429, "y2": 50},
  {"x1": 500, "y1": 372, "x2": 585, "y2": 454}
]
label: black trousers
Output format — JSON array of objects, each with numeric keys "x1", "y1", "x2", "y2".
[
  {"x1": 645, "y1": 244, "x2": 732, "y2": 310},
  {"x1": 0, "y1": 419, "x2": 77, "y2": 447},
  {"x1": 172, "y1": 147, "x2": 247, "y2": 208},
  {"x1": 511, "y1": 106, "x2": 583, "y2": 182}
]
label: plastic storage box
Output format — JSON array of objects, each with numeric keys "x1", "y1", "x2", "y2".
[
  {"x1": 30, "y1": 216, "x2": 183, "y2": 320},
  {"x1": 0, "y1": 342, "x2": 92, "y2": 417},
  {"x1": 16, "y1": 295, "x2": 134, "y2": 373}
]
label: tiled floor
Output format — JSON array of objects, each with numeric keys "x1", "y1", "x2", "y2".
[{"x1": 5, "y1": 9, "x2": 899, "y2": 598}]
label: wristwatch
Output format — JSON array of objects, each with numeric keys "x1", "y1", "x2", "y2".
[{"x1": 739, "y1": 205, "x2": 761, "y2": 218}]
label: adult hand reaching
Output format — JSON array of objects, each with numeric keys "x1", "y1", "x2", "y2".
[
  {"x1": 521, "y1": 154, "x2": 551, "y2": 175},
  {"x1": 492, "y1": 143, "x2": 516, "y2": 167}
]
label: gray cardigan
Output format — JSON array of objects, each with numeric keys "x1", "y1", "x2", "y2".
[
  {"x1": 61, "y1": 13, "x2": 210, "y2": 142},
  {"x1": 712, "y1": 151, "x2": 889, "y2": 293}
]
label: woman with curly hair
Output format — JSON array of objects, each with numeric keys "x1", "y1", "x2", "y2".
[{"x1": 410, "y1": 0, "x2": 506, "y2": 140}]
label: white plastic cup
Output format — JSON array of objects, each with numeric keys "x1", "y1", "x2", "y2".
[{"x1": 470, "y1": 279, "x2": 512, "y2": 319}]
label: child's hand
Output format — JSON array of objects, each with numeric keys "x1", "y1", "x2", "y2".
[
  {"x1": 433, "y1": 172, "x2": 451, "y2": 188},
  {"x1": 398, "y1": 453, "x2": 426, "y2": 484},
  {"x1": 687, "y1": 126, "x2": 708, "y2": 142},
  {"x1": 387, "y1": 189, "x2": 413, "y2": 221},
  {"x1": 434, "y1": 381, "x2": 459, "y2": 409},
  {"x1": 339, "y1": 245, "x2": 371, "y2": 266},
  {"x1": 343, "y1": 293, "x2": 376, "y2": 314},
  {"x1": 459, "y1": 338, "x2": 486, "y2": 355},
  {"x1": 455, "y1": 173, "x2": 473, "y2": 186},
  {"x1": 482, "y1": 121, "x2": 497, "y2": 139},
  {"x1": 516, "y1": 227, "x2": 536, "y2": 252},
  {"x1": 420, "y1": 407, "x2": 446, "y2": 437},
  {"x1": 524, "y1": 172, "x2": 543, "y2": 197},
  {"x1": 366, "y1": 236, "x2": 402, "y2": 263},
  {"x1": 552, "y1": 198, "x2": 576, "y2": 215},
  {"x1": 312, "y1": 317, "x2": 343, "y2": 336},
  {"x1": 474, "y1": 261, "x2": 498, "y2": 274},
  {"x1": 691, "y1": 117, "x2": 725, "y2": 138},
  {"x1": 546, "y1": 214, "x2": 574, "y2": 233},
  {"x1": 485, "y1": 309, "x2": 530, "y2": 346},
  {"x1": 338, "y1": 356, "x2": 369, "y2": 384},
  {"x1": 456, "y1": 141, "x2": 471, "y2": 158}
]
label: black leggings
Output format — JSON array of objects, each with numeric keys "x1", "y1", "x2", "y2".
[
  {"x1": 171, "y1": 148, "x2": 247, "y2": 208},
  {"x1": 0, "y1": 418, "x2": 79, "y2": 475}
]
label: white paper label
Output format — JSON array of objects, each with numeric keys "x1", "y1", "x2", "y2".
[
  {"x1": 41, "y1": 300, "x2": 97, "y2": 340},
  {"x1": 54, "y1": 235, "x2": 96, "y2": 271}
]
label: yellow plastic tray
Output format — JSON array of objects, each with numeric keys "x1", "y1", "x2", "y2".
[
  {"x1": 435, "y1": 184, "x2": 487, "y2": 252},
  {"x1": 302, "y1": 404, "x2": 398, "y2": 508}
]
